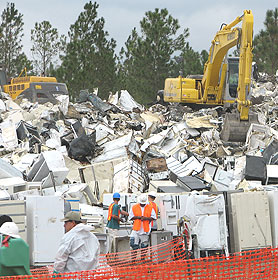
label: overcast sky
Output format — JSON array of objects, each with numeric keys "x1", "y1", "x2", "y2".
[{"x1": 0, "y1": 0, "x2": 277, "y2": 58}]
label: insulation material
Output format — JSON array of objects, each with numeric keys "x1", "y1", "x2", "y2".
[
  {"x1": 245, "y1": 123, "x2": 278, "y2": 151},
  {"x1": 140, "y1": 111, "x2": 162, "y2": 125},
  {"x1": 146, "y1": 157, "x2": 167, "y2": 172},
  {"x1": 186, "y1": 115, "x2": 217, "y2": 129}
]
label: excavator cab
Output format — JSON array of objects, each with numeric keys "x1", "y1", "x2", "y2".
[
  {"x1": 222, "y1": 57, "x2": 252, "y2": 104},
  {"x1": 220, "y1": 57, "x2": 241, "y2": 104},
  {"x1": 227, "y1": 58, "x2": 239, "y2": 98}
]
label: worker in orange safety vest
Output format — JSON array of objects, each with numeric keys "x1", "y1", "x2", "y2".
[
  {"x1": 107, "y1": 192, "x2": 128, "y2": 253},
  {"x1": 129, "y1": 194, "x2": 156, "y2": 251}
]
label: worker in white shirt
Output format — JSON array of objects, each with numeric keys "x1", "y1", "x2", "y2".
[
  {"x1": 129, "y1": 194, "x2": 156, "y2": 253},
  {"x1": 54, "y1": 211, "x2": 100, "y2": 274}
]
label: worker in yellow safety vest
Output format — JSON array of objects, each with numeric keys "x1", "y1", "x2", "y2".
[{"x1": 106, "y1": 192, "x2": 128, "y2": 253}]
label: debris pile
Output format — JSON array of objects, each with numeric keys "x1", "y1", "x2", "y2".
[
  {"x1": 0, "y1": 77, "x2": 278, "y2": 201},
  {"x1": 1, "y1": 75, "x2": 278, "y2": 262}
]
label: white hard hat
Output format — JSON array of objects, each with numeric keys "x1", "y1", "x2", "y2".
[
  {"x1": 148, "y1": 191, "x2": 157, "y2": 198},
  {"x1": 138, "y1": 194, "x2": 148, "y2": 204},
  {"x1": 0, "y1": 222, "x2": 20, "y2": 238}
]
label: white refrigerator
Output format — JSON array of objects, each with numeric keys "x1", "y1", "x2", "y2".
[
  {"x1": 228, "y1": 191, "x2": 272, "y2": 252},
  {"x1": 26, "y1": 196, "x2": 64, "y2": 266}
]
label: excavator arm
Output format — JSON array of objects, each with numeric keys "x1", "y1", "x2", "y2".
[
  {"x1": 218, "y1": 10, "x2": 258, "y2": 142},
  {"x1": 235, "y1": 11, "x2": 253, "y2": 120},
  {"x1": 202, "y1": 10, "x2": 253, "y2": 121}
]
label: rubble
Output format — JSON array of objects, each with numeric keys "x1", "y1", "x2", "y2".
[
  {"x1": 0, "y1": 78, "x2": 277, "y2": 196},
  {"x1": 2, "y1": 75, "x2": 278, "y2": 262}
]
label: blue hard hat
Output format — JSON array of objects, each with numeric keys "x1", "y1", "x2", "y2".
[{"x1": 113, "y1": 192, "x2": 121, "y2": 199}]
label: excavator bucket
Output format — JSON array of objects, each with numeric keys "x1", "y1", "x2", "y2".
[{"x1": 220, "y1": 112, "x2": 259, "y2": 142}]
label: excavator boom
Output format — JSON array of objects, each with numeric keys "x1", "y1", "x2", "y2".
[{"x1": 220, "y1": 10, "x2": 258, "y2": 142}]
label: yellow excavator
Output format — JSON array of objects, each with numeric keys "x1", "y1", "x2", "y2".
[{"x1": 164, "y1": 10, "x2": 258, "y2": 142}]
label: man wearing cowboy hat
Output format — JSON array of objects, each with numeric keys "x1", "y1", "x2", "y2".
[{"x1": 54, "y1": 211, "x2": 100, "y2": 273}]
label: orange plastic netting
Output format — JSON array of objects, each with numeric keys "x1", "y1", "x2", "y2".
[
  {"x1": 28, "y1": 236, "x2": 188, "y2": 276},
  {"x1": 2, "y1": 238, "x2": 278, "y2": 279}
]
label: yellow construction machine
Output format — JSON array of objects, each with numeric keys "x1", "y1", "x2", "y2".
[
  {"x1": 164, "y1": 10, "x2": 258, "y2": 142},
  {"x1": 0, "y1": 67, "x2": 68, "y2": 104}
]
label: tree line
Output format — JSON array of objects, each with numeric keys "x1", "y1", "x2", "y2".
[{"x1": 0, "y1": 2, "x2": 277, "y2": 104}]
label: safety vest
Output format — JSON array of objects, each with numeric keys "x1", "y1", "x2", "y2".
[
  {"x1": 107, "y1": 203, "x2": 120, "y2": 221},
  {"x1": 150, "y1": 201, "x2": 158, "y2": 227},
  {"x1": 132, "y1": 203, "x2": 153, "y2": 232}
]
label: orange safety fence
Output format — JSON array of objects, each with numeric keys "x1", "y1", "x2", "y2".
[
  {"x1": 98, "y1": 235, "x2": 189, "y2": 269},
  {"x1": 2, "y1": 241, "x2": 278, "y2": 279},
  {"x1": 29, "y1": 235, "x2": 189, "y2": 274}
]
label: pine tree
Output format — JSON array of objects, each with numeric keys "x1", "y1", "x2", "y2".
[
  {"x1": 200, "y1": 50, "x2": 209, "y2": 69},
  {"x1": 253, "y1": 8, "x2": 278, "y2": 75},
  {"x1": 119, "y1": 8, "x2": 189, "y2": 104},
  {"x1": 171, "y1": 44, "x2": 207, "y2": 78},
  {"x1": 55, "y1": 1, "x2": 117, "y2": 101},
  {"x1": 31, "y1": 21, "x2": 66, "y2": 75},
  {"x1": 0, "y1": 2, "x2": 28, "y2": 78}
]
